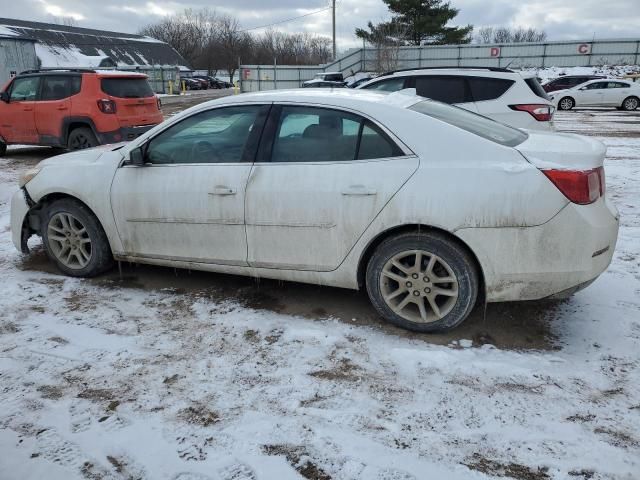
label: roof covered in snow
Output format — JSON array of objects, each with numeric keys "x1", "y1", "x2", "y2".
[{"x1": 0, "y1": 17, "x2": 188, "y2": 69}]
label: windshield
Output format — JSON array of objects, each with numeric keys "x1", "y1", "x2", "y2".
[
  {"x1": 408, "y1": 100, "x2": 528, "y2": 147},
  {"x1": 101, "y1": 78, "x2": 154, "y2": 98}
]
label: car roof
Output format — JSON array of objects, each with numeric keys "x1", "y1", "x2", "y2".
[{"x1": 374, "y1": 68, "x2": 533, "y2": 79}]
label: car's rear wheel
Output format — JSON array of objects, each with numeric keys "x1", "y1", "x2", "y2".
[
  {"x1": 366, "y1": 232, "x2": 479, "y2": 332},
  {"x1": 68, "y1": 127, "x2": 98, "y2": 150},
  {"x1": 622, "y1": 96, "x2": 639, "y2": 111},
  {"x1": 42, "y1": 198, "x2": 113, "y2": 277},
  {"x1": 558, "y1": 97, "x2": 575, "y2": 110}
]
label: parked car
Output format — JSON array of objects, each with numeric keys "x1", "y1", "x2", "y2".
[
  {"x1": 182, "y1": 78, "x2": 203, "y2": 90},
  {"x1": 214, "y1": 78, "x2": 233, "y2": 88},
  {"x1": 192, "y1": 78, "x2": 209, "y2": 89},
  {"x1": 550, "y1": 79, "x2": 640, "y2": 111},
  {"x1": 302, "y1": 72, "x2": 347, "y2": 88},
  {"x1": 0, "y1": 69, "x2": 163, "y2": 156},
  {"x1": 11, "y1": 89, "x2": 618, "y2": 332},
  {"x1": 542, "y1": 75, "x2": 606, "y2": 93},
  {"x1": 193, "y1": 75, "x2": 219, "y2": 89},
  {"x1": 357, "y1": 67, "x2": 555, "y2": 130}
]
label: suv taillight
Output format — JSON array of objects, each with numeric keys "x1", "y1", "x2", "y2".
[
  {"x1": 541, "y1": 167, "x2": 605, "y2": 205},
  {"x1": 156, "y1": 96, "x2": 162, "y2": 110},
  {"x1": 97, "y1": 99, "x2": 117, "y2": 114},
  {"x1": 509, "y1": 104, "x2": 554, "y2": 121}
]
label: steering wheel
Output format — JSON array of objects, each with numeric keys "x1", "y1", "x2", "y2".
[{"x1": 191, "y1": 141, "x2": 221, "y2": 163}]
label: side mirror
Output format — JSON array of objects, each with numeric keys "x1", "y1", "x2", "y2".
[
  {"x1": 0, "y1": 92, "x2": 9, "y2": 103},
  {"x1": 128, "y1": 145, "x2": 146, "y2": 166}
]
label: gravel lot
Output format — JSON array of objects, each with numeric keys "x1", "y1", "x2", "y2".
[{"x1": 0, "y1": 108, "x2": 638, "y2": 480}]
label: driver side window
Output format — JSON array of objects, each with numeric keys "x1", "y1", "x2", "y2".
[
  {"x1": 146, "y1": 105, "x2": 264, "y2": 165},
  {"x1": 9, "y1": 77, "x2": 40, "y2": 101}
]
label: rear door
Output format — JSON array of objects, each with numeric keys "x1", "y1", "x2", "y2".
[
  {"x1": 578, "y1": 81, "x2": 607, "y2": 106},
  {"x1": 2, "y1": 76, "x2": 40, "y2": 144},
  {"x1": 99, "y1": 76, "x2": 161, "y2": 128},
  {"x1": 409, "y1": 75, "x2": 478, "y2": 112},
  {"x1": 35, "y1": 75, "x2": 81, "y2": 144},
  {"x1": 244, "y1": 104, "x2": 419, "y2": 271},
  {"x1": 602, "y1": 81, "x2": 632, "y2": 106}
]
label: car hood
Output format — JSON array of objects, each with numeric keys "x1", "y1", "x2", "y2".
[
  {"x1": 515, "y1": 131, "x2": 606, "y2": 170},
  {"x1": 37, "y1": 143, "x2": 127, "y2": 168}
]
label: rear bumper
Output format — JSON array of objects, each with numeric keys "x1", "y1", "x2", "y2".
[
  {"x1": 457, "y1": 196, "x2": 619, "y2": 302},
  {"x1": 11, "y1": 189, "x2": 31, "y2": 253},
  {"x1": 98, "y1": 124, "x2": 158, "y2": 144}
]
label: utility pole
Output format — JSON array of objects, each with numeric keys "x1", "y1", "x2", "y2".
[{"x1": 332, "y1": 0, "x2": 336, "y2": 60}]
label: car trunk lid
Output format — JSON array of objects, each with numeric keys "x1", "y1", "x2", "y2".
[
  {"x1": 99, "y1": 76, "x2": 160, "y2": 127},
  {"x1": 515, "y1": 130, "x2": 606, "y2": 170}
]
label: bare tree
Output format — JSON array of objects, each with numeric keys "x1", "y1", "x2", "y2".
[
  {"x1": 356, "y1": 20, "x2": 407, "y2": 72},
  {"x1": 50, "y1": 16, "x2": 78, "y2": 27},
  {"x1": 476, "y1": 26, "x2": 547, "y2": 44}
]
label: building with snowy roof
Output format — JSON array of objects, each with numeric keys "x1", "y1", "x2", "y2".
[{"x1": 0, "y1": 18, "x2": 189, "y2": 92}]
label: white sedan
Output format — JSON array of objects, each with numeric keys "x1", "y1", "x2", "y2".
[
  {"x1": 550, "y1": 79, "x2": 640, "y2": 111},
  {"x1": 11, "y1": 89, "x2": 619, "y2": 332}
]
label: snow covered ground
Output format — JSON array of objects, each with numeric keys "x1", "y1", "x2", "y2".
[{"x1": 0, "y1": 110, "x2": 639, "y2": 480}]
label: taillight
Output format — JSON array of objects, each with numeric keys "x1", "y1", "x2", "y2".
[
  {"x1": 156, "y1": 96, "x2": 162, "y2": 110},
  {"x1": 509, "y1": 104, "x2": 554, "y2": 121},
  {"x1": 97, "y1": 99, "x2": 117, "y2": 114},
  {"x1": 541, "y1": 167, "x2": 605, "y2": 205}
]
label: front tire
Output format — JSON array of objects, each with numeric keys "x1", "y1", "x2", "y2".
[
  {"x1": 68, "y1": 127, "x2": 98, "y2": 150},
  {"x1": 558, "y1": 97, "x2": 575, "y2": 110},
  {"x1": 622, "y1": 96, "x2": 639, "y2": 111},
  {"x1": 365, "y1": 232, "x2": 479, "y2": 333},
  {"x1": 42, "y1": 199, "x2": 113, "y2": 277}
]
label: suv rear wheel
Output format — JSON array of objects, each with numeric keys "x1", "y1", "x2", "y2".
[
  {"x1": 366, "y1": 232, "x2": 479, "y2": 332},
  {"x1": 68, "y1": 127, "x2": 98, "y2": 150}
]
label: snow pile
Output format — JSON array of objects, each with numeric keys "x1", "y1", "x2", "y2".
[
  {"x1": 0, "y1": 112, "x2": 639, "y2": 479},
  {"x1": 35, "y1": 43, "x2": 110, "y2": 69},
  {"x1": 520, "y1": 65, "x2": 640, "y2": 82}
]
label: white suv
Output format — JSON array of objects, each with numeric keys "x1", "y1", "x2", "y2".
[{"x1": 358, "y1": 67, "x2": 554, "y2": 130}]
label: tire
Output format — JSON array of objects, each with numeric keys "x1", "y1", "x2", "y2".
[
  {"x1": 622, "y1": 96, "x2": 639, "y2": 111},
  {"x1": 0, "y1": 141, "x2": 6, "y2": 157},
  {"x1": 366, "y1": 232, "x2": 479, "y2": 333},
  {"x1": 558, "y1": 97, "x2": 575, "y2": 111},
  {"x1": 68, "y1": 127, "x2": 98, "y2": 150},
  {"x1": 41, "y1": 198, "x2": 113, "y2": 277}
]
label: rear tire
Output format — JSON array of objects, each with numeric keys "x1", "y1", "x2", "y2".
[
  {"x1": 68, "y1": 127, "x2": 98, "y2": 150},
  {"x1": 622, "y1": 96, "x2": 639, "y2": 111},
  {"x1": 365, "y1": 232, "x2": 479, "y2": 333},
  {"x1": 558, "y1": 97, "x2": 575, "y2": 110},
  {"x1": 42, "y1": 198, "x2": 113, "y2": 277}
]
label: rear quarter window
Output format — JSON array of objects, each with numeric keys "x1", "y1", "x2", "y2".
[
  {"x1": 467, "y1": 77, "x2": 515, "y2": 101},
  {"x1": 101, "y1": 78, "x2": 154, "y2": 98}
]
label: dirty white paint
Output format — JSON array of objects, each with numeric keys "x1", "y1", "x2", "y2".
[{"x1": 12, "y1": 89, "x2": 619, "y2": 301}]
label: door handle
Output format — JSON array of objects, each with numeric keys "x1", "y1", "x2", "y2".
[
  {"x1": 57, "y1": 106, "x2": 68, "y2": 110},
  {"x1": 23, "y1": 107, "x2": 33, "y2": 111},
  {"x1": 341, "y1": 186, "x2": 377, "y2": 196},
  {"x1": 209, "y1": 186, "x2": 236, "y2": 196}
]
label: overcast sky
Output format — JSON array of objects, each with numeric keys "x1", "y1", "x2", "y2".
[{"x1": 4, "y1": 0, "x2": 640, "y2": 50}]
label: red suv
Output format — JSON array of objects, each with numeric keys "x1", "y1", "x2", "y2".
[{"x1": 0, "y1": 69, "x2": 163, "y2": 156}]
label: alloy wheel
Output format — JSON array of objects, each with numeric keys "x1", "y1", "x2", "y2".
[
  {"x1": 624, "y1": 97, "x2": 638, "y2": 110},
  {"x1": 559, "y1": 98, "x2": 573, "y2": 110},
  {"x1": 47, "y1": 212, "x2": 92, "y2": 269},
  {"x1": 379, "y1": 250, "x2": 459, "y2": 323}
]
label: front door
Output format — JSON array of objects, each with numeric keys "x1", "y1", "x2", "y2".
[
  {"x1": 2, "y1": 76, "x2": 40, "y2": 144},
  {"x1": 111, "y1": 104, "x2": 269, "y2": 266},
  {"x1": 245, "y1": 105, "x2": 419, "y2": 271},
  {"x1": 579, "y1": 81, "x2": 607, "y2": 106}
]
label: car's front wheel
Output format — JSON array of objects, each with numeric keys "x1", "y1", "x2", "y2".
[
  {"x1": 42, "y1": 198, "x2": 113, "y2": 277},
  {"x1": 558, "y1": 97, "x2": 575, "y2": 110},
  {"x1": 366, "y1": 232, "x2": 479, "y2": 332},
  {"x1": 68, "y1": 127, "x2": 98, "y2": 150},
  {"x1": 622, "y1": 96, "x2": 639, "y2": 111}
]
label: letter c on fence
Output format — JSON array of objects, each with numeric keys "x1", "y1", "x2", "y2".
[{"x1": 578, "y1": 44, "x2": 591, "y2": 54}]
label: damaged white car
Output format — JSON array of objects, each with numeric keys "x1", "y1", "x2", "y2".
[{"x1": 11, "y1": 89, "x2": 619, "y2": 332}]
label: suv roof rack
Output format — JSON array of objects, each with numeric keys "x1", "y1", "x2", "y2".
[
  {"x1": 19, "y1": 68, "x2": 96, "y2": 75},
  {"x1": 378, "y1": 66, "x2": 515, "y2": 77}
]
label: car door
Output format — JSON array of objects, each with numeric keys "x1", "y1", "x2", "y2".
[
  {"x1": 409, "y1": 75, "x2": 478, "y2": 113},
  {"x1": 577, "y1": 81, "x2": 607, "y2": 106},
  {"x1": 35, "y1": 75, "x2": 81, "y2": 144},
  {"x1": 602, "y1": 81, "x2": 631, "y2": 106},
  {"x1": 111, "y1": 104, "x2": 269, "y2": 265},
  {"x1": 2, "y1": 76, "x2": 40, "y2": 144},
  {"x1": 244, "y1": 104, "x2": 419, "y2": 271}
]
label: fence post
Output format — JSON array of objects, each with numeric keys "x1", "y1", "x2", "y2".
[
  {"x1": 542, "y1": 44, "x2": 547, "y2": 68},
  {"x1": 274, "y1": 58, "x2": 277, "y2": 90},
  {"x1": 160, "y1": 67, "x2": 165, "y2": 94},
  {"x1": 257, "y1": 65, "x2": 261, "y2": 92},
  {"x1": 635, "y1": 41, "x2": 640, "y2": 66},
  {"x1": 418, "y1": 46, "x2": 422, "y2": 68},
  {"x1": 457, "y1": 46, "x2": 461, "y2": 67}
]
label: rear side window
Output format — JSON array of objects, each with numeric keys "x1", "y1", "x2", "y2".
[
  {"x1": 414, "y1": 76, "x2": 470, "y2": 104},
  {"x1": 409, "y1": 100, "x2": 528, "y2": 147},
  {"x1": 101, "y1": 78, "x2": 154, "y2": 98},
  {"x1": 362, "y1": 77, "x2": 406, "y2": 92},
  {"x1": 41, "y1": 76, "x2": 81, "y2": 100},
  {"x1": 524, "y1": 78, "x2": 550, "y2": 100},
  {"x1": 468, "y1": 77, "x2": 514, "y2": 101}
]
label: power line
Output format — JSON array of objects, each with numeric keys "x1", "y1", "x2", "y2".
[{"x1": 239, "y1": 6, "x2": 332, "y2": 33}]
